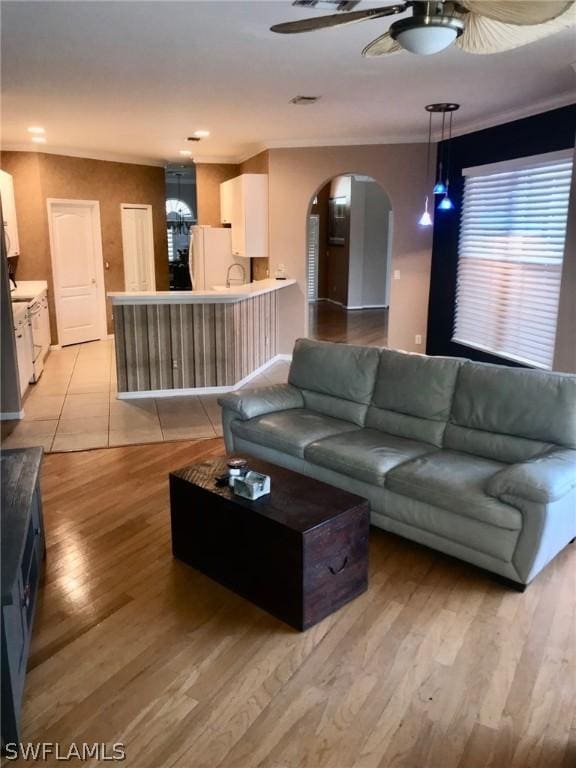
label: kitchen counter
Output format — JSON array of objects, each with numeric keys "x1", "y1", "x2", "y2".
[
  {"x1": 108, "y1": 278, "x2": 296, "y2": 305},
  {"x1": 111, "y1": 279, "x2": 297, "y2": 396},
  {"x1": 10, "y1": 281, "x2": 48, "y2": 302}
]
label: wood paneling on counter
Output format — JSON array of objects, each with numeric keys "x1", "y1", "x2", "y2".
[{"x1": 114, "y1": 292, "x2": 278, "y2": 392}]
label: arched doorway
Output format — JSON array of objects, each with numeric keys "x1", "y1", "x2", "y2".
[{"x1": 306, "y1": 174, "x2": 393, "y2": 346}]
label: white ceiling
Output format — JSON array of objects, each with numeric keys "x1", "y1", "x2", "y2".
[{"x1": 1, "y1": 1, "x2": 575, "y2": 165}]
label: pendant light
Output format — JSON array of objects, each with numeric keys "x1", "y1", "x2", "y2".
[
  {"x1": 438, "y1": 107, "x2": 457, "y2": 210},
  {"x1": 423, "y1": 103, "x2": 459, "y2": 211},
  {"x1": 419, "y1": 196, "x2": 433, "y2": 227},
  {"x1": 433, "y1": 109, "x2": 447, "y2": 195},
  {"x1": 418, "y1": 108, "x2": 433, "y2": 227}
]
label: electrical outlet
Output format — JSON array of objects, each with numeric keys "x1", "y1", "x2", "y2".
[
  {"x1": 172, "y1": 359, "x2": 179, "y2": 369},
  {"x1": 415, "y1": 334, "x2": 422, "y2": 345},
  {"x1": 393, "y1": 270, "x2": 401, "y2": 280}
]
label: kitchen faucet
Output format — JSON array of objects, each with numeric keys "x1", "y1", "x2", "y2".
[{"x1": 226, "y1": 263, "x2": 246, "y2": 287}]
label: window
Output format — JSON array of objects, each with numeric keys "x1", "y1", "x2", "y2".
[
  {"x1": 167, "y1": 229, "x2": 175, "y2": 261},
  {"x1": 307, "y1": 214, "x2": 320, "y2": 301},
  {"x1": 165, "y1": 198, "x2": 194, "y2": 221},
  {"x1": 452, "y1": 150, "x2": 573, "y2": 369}
]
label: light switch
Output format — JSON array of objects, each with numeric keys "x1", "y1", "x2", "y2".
[{"x1": 393, "y1": 270, "x2": 401, "y2": 280}]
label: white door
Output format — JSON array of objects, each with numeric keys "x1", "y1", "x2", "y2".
[
  {"x1": 47, "y1": 199, "x2": 106, "y2": 347},
  {"x1": 120, "y1": 204, "x2": 156, "y2": 292}
]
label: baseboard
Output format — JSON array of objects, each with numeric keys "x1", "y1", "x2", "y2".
[
  {"x1": 50, "y1": 344, "x2": 60, "y2": 351},
  {"x1": 317, "y1": 298, "x2": 345, "y2": 307},
  {"x1": 1, "y1": 410, "x2": 24, "y2": 421},
  {"x1": 346, "y1": 304, "x2": 389, "y2": 310},
  {"x1": 116, "y1": 354, "x2": 288, "y2": 400}
]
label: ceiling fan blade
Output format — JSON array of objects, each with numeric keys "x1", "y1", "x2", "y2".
[
  {"x1": 459, "y1": 1, "x2": 575, "y2": 26},
  {"x1": 362, "y1": 31, "x2": 403, "y2": 56},
  {"x1": 270, "y1": 4, "x2": 407, "y2": 34},
  {"x1": 457, "y1": 7, "x2": 576, "y2": 53}
]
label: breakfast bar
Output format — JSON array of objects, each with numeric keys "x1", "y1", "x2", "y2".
[{"x1": 108, "y1": 279, "x2": 296, "y2": 397}]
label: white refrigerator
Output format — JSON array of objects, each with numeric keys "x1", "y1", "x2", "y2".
[{"x1": 189, "y1": 225, "x2": 247, "y2": 290}]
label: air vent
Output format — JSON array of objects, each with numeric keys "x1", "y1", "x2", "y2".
[
  {"x1": 187, "y1": 136, "x2": 202, "y2": 142},
  {"x1": 290, "y1": 95, "x2": 320, "y2": 105},
  {"x1": 293, "y1": 1, "x2": 360, "y2": 10}
]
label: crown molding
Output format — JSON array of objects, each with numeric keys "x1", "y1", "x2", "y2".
[
  {"x1": 264, "y1": 134, "x2": 423, "y2": 150},
  {"x1": 0, "y1": 144, "x2": 166, "y2": 167},
  {"x1": 192, "y1": 154, "x2": 246, "y2": 165},
  {"x1": 260, "y1": 92, "x2": 576, "y2": 149},
  {"x1": 2, "y1": 92, "x2": 573, "y2": 168},
  {"x1": 446, "y1": 90, "x2": 575, "y2": 141}
]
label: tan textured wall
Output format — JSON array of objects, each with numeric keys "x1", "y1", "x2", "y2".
[
  {"x1": 239, "y1": 151, "x2": 269, "y2": 175},
  {"x1": 195, "y1": 163, "x2": 238, "y2": 226},
  {"x1": 267, "y1": 145, "x2": 434, "y2": 355},
  {"x1": 553, "y1": 145, "x2": 576, "y2": 373},
  {"x1": 1, "y1": 151, "x2": 168, "y2": 343}
]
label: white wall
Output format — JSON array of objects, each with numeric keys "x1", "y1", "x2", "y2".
[
  {"x1": 362, "y1": 181, "x2": 392, "y2": 308},
  {"x1": 348, "y1": 178, "x2": 391, "y2": 309},
  {"x1": 347, "y1": 179, "x2": 365, "y2": 309},
  {"x1": 268, "y1": 144, "x2": 435, "y2": 355}
]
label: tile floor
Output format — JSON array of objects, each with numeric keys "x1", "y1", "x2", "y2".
[{"x1": 2, "y1": 339, "x2": 290, "y2": 453}]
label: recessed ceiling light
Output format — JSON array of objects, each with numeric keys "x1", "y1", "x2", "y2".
[
  {"x1": 179, "y1": 150, "x2": 193, "y2": 156},
  {"x1": 27, "y1": 126, "x2": 45, "y2": 134},
  {"x1": 193, "y1": 130, "x2": 210, "y2": 138},
  {"x1": 31, "y1": 136, "x2": 47, "y2": 144}
]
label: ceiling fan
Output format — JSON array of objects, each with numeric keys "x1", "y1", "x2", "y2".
[{"x1": 270, "y1": 1, "x2": 576, "y2": 56}]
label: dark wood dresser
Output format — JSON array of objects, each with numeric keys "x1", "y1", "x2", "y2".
[{"x1": 1, "y1": 448, "x2": 45, "y2": 746}]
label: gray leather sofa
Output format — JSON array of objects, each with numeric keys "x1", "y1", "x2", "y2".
[{"x1": 219, "y1": 339, "x2": 576, "y2": 587}]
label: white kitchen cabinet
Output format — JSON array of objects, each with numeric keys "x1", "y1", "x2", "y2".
[
  {"x1": 12, "y1": 304, "x2": 33, "y2": 397},
  {"x1": 0, "y1": 170, "x2": 21, "y2": 258},
  {"x1": 219, "y1": 174, "x2": 268, "y2": 259}
]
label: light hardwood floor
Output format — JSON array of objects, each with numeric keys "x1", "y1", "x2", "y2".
[{"x1": 14, "y1": 439, "x2": 576, "y2": 768}]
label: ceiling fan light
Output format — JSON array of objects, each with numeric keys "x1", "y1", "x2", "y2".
[
  {"x1": 390, "y1": 15, "x2": 464, "y2": 56},
  {"x1": 395, "y1": 25, "x2": 457, "y2": 55}
]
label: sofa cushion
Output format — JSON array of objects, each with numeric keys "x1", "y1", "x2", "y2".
[
  {"x1": 444, "y1": 424, "x2": 555, "y2": 465},
  {"x1": 219, "y1": 384, "x2": 304, "y2": 420},
  {"x1": 231, "y1": 409, "x2": 357, "y2": 459},
  {"x1": 288, "y1": 338, "x2": 380, "y2": 405},
  {"x1": 367, "y1": 349, "x2": 464, "y2": 446},
  {"x1": 386, "y1": 450, "x2": 522, "y2": 530},
  {"x1": 372, "y1": 349, "x2": 464, "y2": 420},
  {"x1": 305, "y1": 429, "x2": 438, "y2": 487},
  {"x1": 366, "y1": 407, "x2": 445, "y2": 448},
  {"x1": 301, "y1": 390, "x2": 368, "y2": 427},
  {"x1": 450, "y1": 362, "x2": 576, "y2": 452}
]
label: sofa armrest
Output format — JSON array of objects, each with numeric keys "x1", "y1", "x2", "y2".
[
  {"x1": 486, "y1": 449, "x2": 576, "y2": 504},
  {"x1": 218, "y1": 384, "x2": 304, "y2": 421}
]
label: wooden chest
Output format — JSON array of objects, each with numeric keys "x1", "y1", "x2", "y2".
[{"x1": 169, "y1": 457, "x2": 369, "y2": 631}]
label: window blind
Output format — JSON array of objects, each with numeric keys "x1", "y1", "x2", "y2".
[
  {"x1": 307, "y1": 214, "x2": 320, "y2": 302},
  {"x1": 452, "y1": 152, "x2": 573, "y2": 369}
]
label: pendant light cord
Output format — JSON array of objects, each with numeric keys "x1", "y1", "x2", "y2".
[
  {"x1": 425, "y1": 108, "x2": 432, "y2": 189},
  {"x1": 445, "y1": 111, "x2": 454, "y2": 189}
]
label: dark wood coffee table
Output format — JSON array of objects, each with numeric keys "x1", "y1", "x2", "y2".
[{"x1": 169, "y1": 457, "x2": 369, "y2": 631}]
